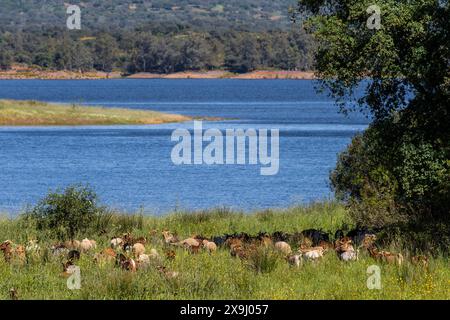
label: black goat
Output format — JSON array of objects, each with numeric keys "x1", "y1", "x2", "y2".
[
  {"x1": 346, "y1": 228, "x2": 376, "y2": 246},
  {"x1": 301, "y1": 229, "x2": 330, "y2": 246}
]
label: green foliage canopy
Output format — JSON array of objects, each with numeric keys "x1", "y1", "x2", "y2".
[
  {"x1": 299, "y1": 0, "x2": 449, "y2": 242},
  {"x1": 27, "y1": 185, "x2": 105, "y2": 240},
  {"x1": 0, "y1": 28, "x2": 315, "y2": 74}
]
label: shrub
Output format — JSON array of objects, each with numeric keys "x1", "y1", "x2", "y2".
[
  {"x1": 331, "y1": 126, "x2": 404, "y2": 228},
  {"x1": 331, "y1": 117, "x2": 450, "y2": 250},
  {"x1": 26, "y1": 185, "x2": 105, "y2": 240}
]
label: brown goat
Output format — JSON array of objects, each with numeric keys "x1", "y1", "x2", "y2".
[
  {"x1": 368, "y1": 246, "x2": 404, "y2": 266},
  {"x1": 165, "y1": 250, "x2": 176, "y2": 260},
  {"x1": 116, "y1": 253, "x2": 137, "y2": 272},
  {"x1": 0, "y1": 241, "x2": 26, "y2": 263},
  {"x1": 411, "y1": 255, "x2": 429, "y2": 268},
  {"x1": 94, "y1": 248, "x2": 117, "y2": 266},
  {"x1": 162, "y1": 230, "x2": 179, "y2": 245}
]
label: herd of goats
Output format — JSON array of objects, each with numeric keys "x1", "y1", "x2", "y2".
[{"x1": 0, "y1": 228, "x2": 429, "y2": 279}]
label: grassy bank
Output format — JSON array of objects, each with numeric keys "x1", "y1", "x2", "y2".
[
  {"x1": 0, "y1": 100, "x2": 191, "y2": 126},
  {"x1": 0, "y1": 203, "x2": 448, "y2": 300}
]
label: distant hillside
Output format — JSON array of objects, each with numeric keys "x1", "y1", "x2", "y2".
[
  {"x1": 0, "y1": 1, "x2": 315, "y2": 75},
  {"x1": 0, "y1": 0, "x2": 298, "y2": 31}
]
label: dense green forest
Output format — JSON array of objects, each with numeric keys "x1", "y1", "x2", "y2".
[
  {"x1": 0, "y1": 0, "x2": 297, "y2": 31},
  {"x1": 0, "y1": 28, "x2": 315, "y2": 74},
  {"x1": 0, "y1": 1, "x2": 315, "y2": 74}
]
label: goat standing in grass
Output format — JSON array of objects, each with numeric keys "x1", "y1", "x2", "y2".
[
  {"x1": 202, "y1": 240, "x2": 217, "y2": 253},
  {"x1": 287, "y1": 254, "x2": 302, "y2": 268},
  {"x1": 94, "y1": 248, "x2": 116, "y2": 266},
  {"x1": 116, "y1": 253, "x2": 137, "y2": 272},
  {"x1": 162, "y1": 230, "x2": 179, "y2": 245},
  {"x1": 340, "y1": 248, "x2": 358, "y2": 262},
  {"x1": 0, "y1": 240, "x2": 26, "y2": 263},
  {"x1": 136, "y1": 254, "x2": 151, "y2": 269},
  {"x1": 132, "y1": 243, "x2": 146, "y2": 257},
  {"x1": 141, "y1": 248, "x2": 163, "y2": 267},
  {"x1": 335, "y1": 238, "x2": 358, "y2": 262},
  {"x1": 299, "y1": 247, "x2": 325, "y2": 261},
  {"x1": 274, "y1": 241, "x2": 292, "y2": 255},
  {"x1": 80, "y1": 239, "x2": 96, "y2": 252},
  {"x1": 411, "y1": 255, "x2": 429, "y2": 268},
  {"x1": 176, "y1": 238, "x2": 201, "y2": 253},
  {"x1": 367, "y1": 246, "x2": 404, "y2": 266},
  {"x1": 110, "y1": 238, "x2": 123, "y2": 249},
  {"x1": 65, "y1": 240, "x2": 81, "y2": 250},
  {"x1": 136, "y1": 249, "x2": 161, "y2": 269},
  {"x1": 157, "y1": 266, "x2": 179, "y2": 280},
  {"x1": 288, "y1": 247, "x2": 324, "y2": 267}
]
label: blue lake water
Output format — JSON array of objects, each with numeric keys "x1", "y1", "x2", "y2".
[{"x1": 0, "y1": 80, "x2": 369, "y2": 214}]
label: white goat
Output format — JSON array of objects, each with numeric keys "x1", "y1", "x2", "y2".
[
  {"x1": 132, "y1": 243, "x2": 146, "y2": 257},
  {"x1": 110, "y1": 238, "x2": 124, "y2": 249},
  {"x1": 202, "y1": 240, "x2": 217, "y2": 253},
  {"x1": 275, "y1": 241, "x2": 292, "y2": 255}
]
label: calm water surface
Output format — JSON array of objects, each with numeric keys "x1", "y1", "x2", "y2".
[{"x1": 0, "y1": 80, "x2": 369, "y2": 214}]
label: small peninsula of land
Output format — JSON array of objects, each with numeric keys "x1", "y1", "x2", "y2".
[{"x1": 0, "y1": 100, "x2": 192, "y2": 126}]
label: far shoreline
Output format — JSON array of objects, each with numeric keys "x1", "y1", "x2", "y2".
[{"x1": 0, "y1": 66, "x2": 317, "y2": 80}]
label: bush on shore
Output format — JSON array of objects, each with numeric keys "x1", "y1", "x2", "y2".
[
  {"x1": 331, "y1": 119, "x2": 450, "y2": 252},
  {"x1": 24, "y1": 185, "x2": 105, "y2": 240}
]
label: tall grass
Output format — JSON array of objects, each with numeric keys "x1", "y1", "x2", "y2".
[{"x1": 0, "y1": 204, "x2": 448, "y2": 300}]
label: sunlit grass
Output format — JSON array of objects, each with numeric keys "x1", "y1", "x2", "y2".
[
  {"x1": 0, "y1": 204, "x2": 448, "y2": 300},
  {"x1": 0, "y1": 99, "x2": 191, "y2": 126}
]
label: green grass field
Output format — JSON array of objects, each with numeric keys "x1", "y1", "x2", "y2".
[
  {"x1": 0, "y1": 203, "x2": 448, "y2": 300},
  {"x1": 0, "y1": 99, "x2": 191, "y2": 126}
]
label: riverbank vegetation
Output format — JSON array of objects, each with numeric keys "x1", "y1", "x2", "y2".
[
  {"x1": 0, "y1": 186, "x2": 448, "y2": 300},
  {"x1": 0, "y1": 100, "x2": 191, "y2": 126},
  {"x1": 0, "y1": 28, "x2": 315, "y2": 75},
  {"x1": 299, "y1": 0, "x2": 449, "y2": 248},
  {"x1": 0, "y1": 1, "x2": 316, "y2": 75}
]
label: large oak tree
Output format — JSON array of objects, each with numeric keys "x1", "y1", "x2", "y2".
[{"x1": 298, "y1": 0, "x2": 449, "y2": 247}]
